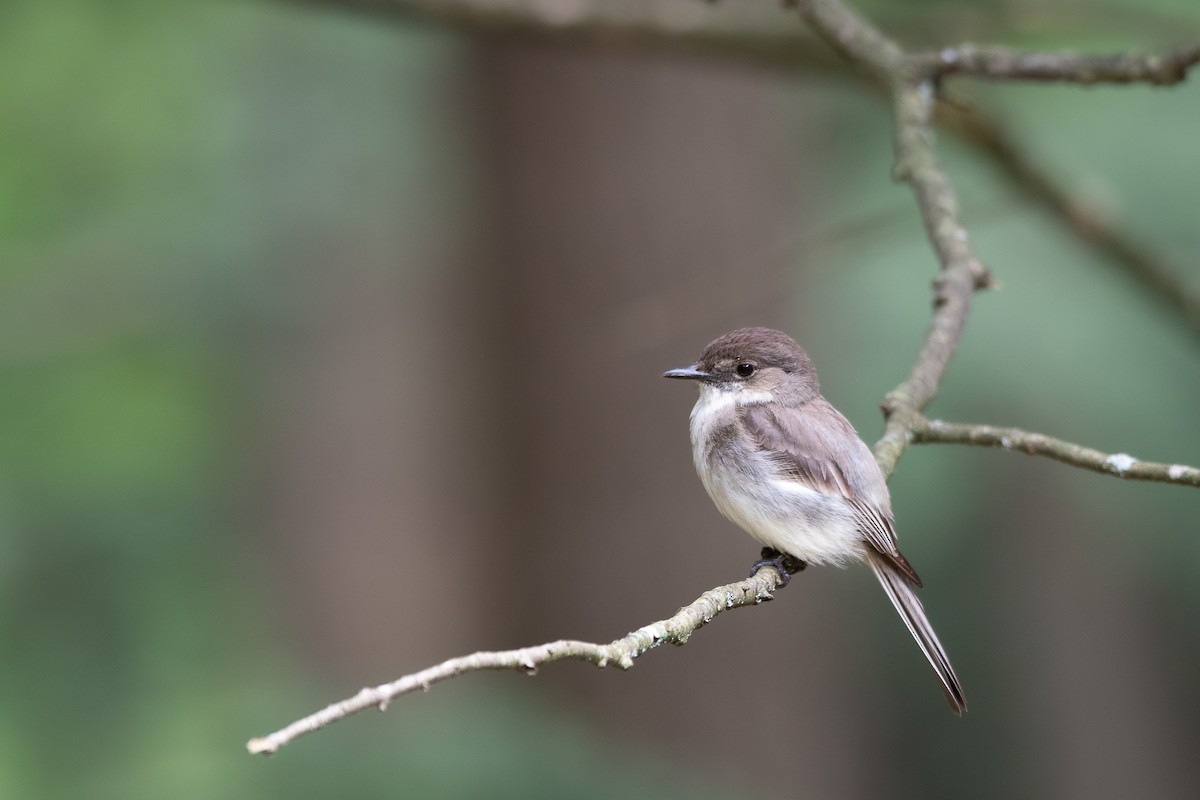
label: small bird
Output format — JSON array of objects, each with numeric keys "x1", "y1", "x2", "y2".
[{"x1": 665, "y1": 327, "x2": 966, "y2": 714}]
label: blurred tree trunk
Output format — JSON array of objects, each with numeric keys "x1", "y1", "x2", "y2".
[{"x1": 471, "y1": 43, "x2": 887, "y2": 798}]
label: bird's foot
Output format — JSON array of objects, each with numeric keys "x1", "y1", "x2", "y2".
[{"x1": 749, "y1": 547, "x2": 806, "y2": 587}]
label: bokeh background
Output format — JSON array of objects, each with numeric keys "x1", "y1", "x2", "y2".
[{"x1": 2, "y1": 1, "x2": 1198, "y2": 798}]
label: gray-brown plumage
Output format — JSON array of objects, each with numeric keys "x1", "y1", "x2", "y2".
[{"x1": 665, "y1": 327, "x2": 966, "y2": 714}]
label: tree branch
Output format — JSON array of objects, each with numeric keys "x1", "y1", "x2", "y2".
[
  {"x1": 913, "y1": 43, "x2": 1200, "y2": 84},
  {"x1": 247, "y1": 567, "x2": 786, "y2": 754},
  {"x1": 913, "y1": 418, "x2": 1200, "y2": 487},
  {"x1": 793, "y1": 0, "x2": 995, "y2": 477},
  {"x1": 791, "y1": 0, "x2": 906, "y2": 77},
  {"x1": 793, "y1": 0, "x2": 1200, "y2": 478}
]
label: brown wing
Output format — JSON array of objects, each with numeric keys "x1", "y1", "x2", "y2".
[{"x1": 742, "y1": 402, "x2": 922, "y2": 586}]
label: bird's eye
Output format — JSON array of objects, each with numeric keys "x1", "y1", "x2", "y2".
[{"x1": 735, "y1": 363, "x2": 756, "y2": 378}]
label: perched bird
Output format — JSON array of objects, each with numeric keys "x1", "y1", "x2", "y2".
[{"x1": 665, "y1": 327, "x2": 966, "y2": 713}]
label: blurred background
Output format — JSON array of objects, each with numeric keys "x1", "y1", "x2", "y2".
[{"x1": 2, "y1": 0, "x2": 1198, "y2": 798}]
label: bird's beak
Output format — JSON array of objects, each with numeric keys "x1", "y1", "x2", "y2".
[{"x1": 663, "y1": 364, "x2": 711, "y2": 381}]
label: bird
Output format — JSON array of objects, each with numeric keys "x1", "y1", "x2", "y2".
[{"x1": 664, "y1": 326, "x2": 966, "y2": 714}]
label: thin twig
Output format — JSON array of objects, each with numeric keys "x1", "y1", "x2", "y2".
[
  {"x1": 246, "y1": 567, "x2": 785, "y2": 754},
  {"x1": 914, "y1": 43, "x2": 1200, "y2": 84},
  {"x1": 791, "y1": 0, "x2": 906, "y2": 76},
  {"x1": 914, "y1": 418, "x2": 1200, "y2": 487}
]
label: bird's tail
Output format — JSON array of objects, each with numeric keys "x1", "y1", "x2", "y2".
[{"x1": 867, "y1": 553, "x2": 967, "y2": 715}]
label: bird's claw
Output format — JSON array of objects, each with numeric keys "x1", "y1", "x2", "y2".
[{"x1": 749, "y1": 547, "x2": 807, "y2": 587}]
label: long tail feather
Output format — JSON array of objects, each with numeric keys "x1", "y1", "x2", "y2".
[{"x1": 867, "y1": 554, "x2": 967, "y2": 714}]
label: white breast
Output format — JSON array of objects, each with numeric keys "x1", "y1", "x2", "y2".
[{"x1": 688, "y1": 385, "x2": 866, "y2": 567}]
